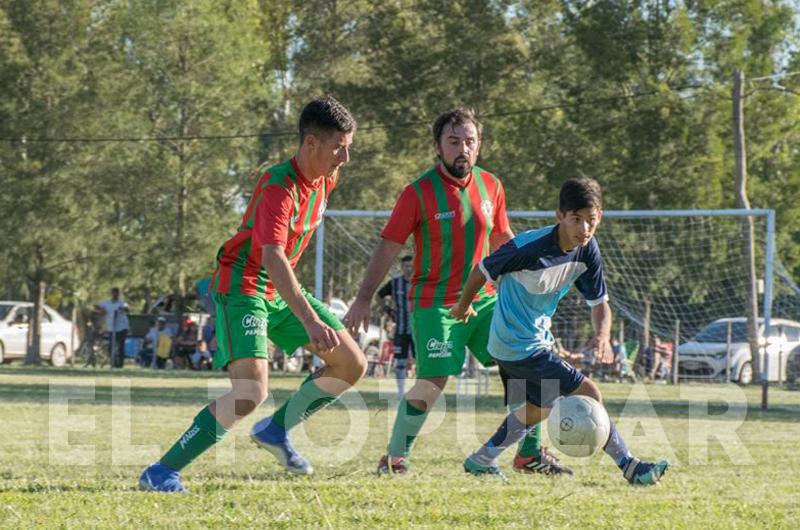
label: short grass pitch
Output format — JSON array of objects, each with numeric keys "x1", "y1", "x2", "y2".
[{"x1": 0, "y1": 365, "x2": 797, "y2": 528}]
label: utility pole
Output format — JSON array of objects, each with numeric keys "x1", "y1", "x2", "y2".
[{"x1": 732, "y1": 69, "x2": 763, "y2": 391}]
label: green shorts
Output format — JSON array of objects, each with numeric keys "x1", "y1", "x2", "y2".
[
  {"x1": 411, "y1": 296, "x2": 496, "y2": 378},
  {"x1": 213, "y1": 291, "x2": 344, "y2": 370}
]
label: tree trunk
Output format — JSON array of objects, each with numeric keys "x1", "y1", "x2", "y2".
[
  {"x1": 25, "y1": 248, "x2": 46, "y2": 365},
  {"x1": 732, "y1": 69, "x2": 761, "y2": 383}
]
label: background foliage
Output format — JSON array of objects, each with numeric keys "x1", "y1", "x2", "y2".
[{"x1": 2, "y1": 0, "x2": 799, "y2": 318}]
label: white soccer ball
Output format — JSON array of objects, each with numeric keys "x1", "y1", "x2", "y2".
[{"x1": 547, "y1": 395, "x2": 611, "y2": 458}]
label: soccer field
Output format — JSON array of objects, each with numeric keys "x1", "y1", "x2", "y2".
[{"x1": 0, "y1": 366, "x2": 797, "y2": 529}]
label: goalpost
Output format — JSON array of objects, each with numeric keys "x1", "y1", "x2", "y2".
[{"x1": 314, "y1": 209, "x2": 789, "y2": 405}]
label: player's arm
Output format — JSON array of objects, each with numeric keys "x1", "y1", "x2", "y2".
[
  {"x1": 344, "y1": 185, "x2": 418, "y2": 334},
  {"x1": 449, "y1": 265, "x2": 485, "y2": 321},
  {"x1": 489, "y1": 179, "x2": 514, "y2": 251},
  {"x1": 451, "y1": 236, "x2": 532, "y2": 322},
  {"x1": 578, "y1": 240, "x2": 612, "y2": 363},
  {"x1": 590, "y1": 301, "x2": 613, "y2": 363},
  {"x1": 344, "y1": 238, "x2": 403, "y2": 334},
  {"x1": 254, "y1": 183, "x2": 339, "y2": 352},
  {"x1": 262, "y1": 244, "x2": 339, "y2": 352}
]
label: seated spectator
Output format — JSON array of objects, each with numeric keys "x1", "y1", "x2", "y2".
[
  {"x1": 191, "y1": 340, "x2": 213, "y2": 370},
  {"x1": 145, "y1": 317, "x2": 174, "y2": 369},
  {"x1": 173, "y1": 320, "x2": 198, "y2": 370}
]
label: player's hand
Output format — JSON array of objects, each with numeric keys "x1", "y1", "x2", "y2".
[
  {"x1": 343, "y1": 297, "x2": 371, "y2": 335},
  {"x1": 592, "y1": 335, "x2": 613, "y2": 364},
  {"x1": 304, "y1": 319, "x2": 341, "y2": 354},
  {"x1": 449, "y1": 302, "x2": 477, "y2": 323}
]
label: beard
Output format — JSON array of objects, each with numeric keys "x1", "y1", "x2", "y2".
[{"x1": 441, "y1": 155, "x2": 472, "y2": 179}]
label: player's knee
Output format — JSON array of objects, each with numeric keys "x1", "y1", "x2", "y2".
[
  {"x1": 577, "y1": 377, "x2": 603, "y2": 403},
  {"x1": 354, "y1": 351, "x2": 368, "y2": 379},
  {"x1": 231, "y1": 385, "x2": 269, "y2": 417}
]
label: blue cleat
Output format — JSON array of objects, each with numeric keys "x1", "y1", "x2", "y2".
[
  {"x1": 138, "y1": 463, "x2": 187, "y2": 493},
  {"x1": 250, "y1": 416, "x2": 314, "y2": 475},
  {"x1": 463, "y1": 456, "x2": 509, "y2": 483},
  {"x1": 622, "y1": 457, "x2": 669, "y2": 486}
]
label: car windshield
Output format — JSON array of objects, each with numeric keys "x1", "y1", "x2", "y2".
[
  {"x1": 0, "y1": 304, "x2": 12, "y2": 321},
  {"x1": 693, "y1": 322, "x2": 749, "y2": 343}
]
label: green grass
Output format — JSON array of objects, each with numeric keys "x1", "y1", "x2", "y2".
[{"x1": 0, "y1": 364, "x2": 798, "y2": 529}]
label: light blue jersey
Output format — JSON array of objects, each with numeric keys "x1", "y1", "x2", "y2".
[{"x1": 479, "y1": 225, "x2": 608, "y2": 362}]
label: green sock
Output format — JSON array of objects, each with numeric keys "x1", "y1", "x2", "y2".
[
  {"x1": 271, "y1": 372, "x2": 338, "y2": 431},
  {"x1": 160, "y1": 405, "x2": 228, "y2": 471},
  {"x1": 518, "y1": 423, "x2": 542, "y2": 458},
  {"x1": 387, "y1": 398, "x2": 428, "y2": 458}
]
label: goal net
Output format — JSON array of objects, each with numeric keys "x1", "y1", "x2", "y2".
[{"x1": 315, "y1": 210, "x2": 797, "y2": 354}]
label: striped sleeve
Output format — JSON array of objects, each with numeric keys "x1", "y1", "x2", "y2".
[{"x1": 252, "y1": 184, "x2": 294, "y2": 248}]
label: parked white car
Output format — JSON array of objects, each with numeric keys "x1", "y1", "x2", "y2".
[
  {"x1": 678, "y1": 317, "x2": 800, "y2": 384},
  {"x1": 0, "y1": 301, "x2": 77, "y2": 366}
]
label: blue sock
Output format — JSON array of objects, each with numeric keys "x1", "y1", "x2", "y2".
[
  {"x1": 471, "y1": 411, "x2": 531, "y2": 466},
  {"x1": 603, "y1": 421, "x2": 633, "y2": 469}
]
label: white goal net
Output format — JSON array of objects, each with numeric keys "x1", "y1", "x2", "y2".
[{"x1": 314, "y1": 210, "x2": 798, "y2": 354}]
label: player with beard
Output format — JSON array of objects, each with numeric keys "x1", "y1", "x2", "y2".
[{"x1": 345, "y1": 108, "x2": 571, "y2": 475}]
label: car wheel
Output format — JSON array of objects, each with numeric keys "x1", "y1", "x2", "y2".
[
  {"x1": 50, "y1": 343, "x2": 67, "y2": 367},
  {"x1": 737, "y1": 361, "x2": 753, "y2": 385}
]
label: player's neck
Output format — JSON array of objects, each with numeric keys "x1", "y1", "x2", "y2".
[
  {"x1": 294, "y1": 151, "x2": 325, "y2": 186},
  {"x1": 556, "y1": 225, "x2": 577, "y2": 253}
]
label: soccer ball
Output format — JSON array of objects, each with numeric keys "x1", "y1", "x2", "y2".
[{"x1": 547, "y1": 395, "x2": 611, "y2": 457}]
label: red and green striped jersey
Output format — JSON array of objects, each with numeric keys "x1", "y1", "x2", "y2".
[
  {"x1": 381, "y1": 164, "x2": 511, "y2": 309},
  {"x1": 211, "y1": 157, "x2": 337, "y2": 300}
]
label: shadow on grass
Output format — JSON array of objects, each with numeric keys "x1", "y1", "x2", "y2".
[
  {"x1": 0, "y1": 376, "x2": 797, "y2": 423},
  {"x1": 0, "y1": 364, "x2": 230, "y2": 380}
]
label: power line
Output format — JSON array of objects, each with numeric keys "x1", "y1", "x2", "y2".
[{"x1": 0, "y1": 83, "x2": 711, "y2": 144}]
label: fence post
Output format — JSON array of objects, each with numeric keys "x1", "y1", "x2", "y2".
[
  {"x1": 315, "y1": 217, "x2": 325, "y2": 300},
  {"x1": 672, "y1": 319, "x2": 680, "y2": 385},
  {"x1": 726, "y1": 320, "x2": 732, "y2": 382}
]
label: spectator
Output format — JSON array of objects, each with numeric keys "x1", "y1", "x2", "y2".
[
  {"x1": 95, "y1": 287, "x2": 129, "y2": 369},
  {"x1": 650, "y1": 337, "x2": 673, "y2": 380},
  {"x1": 173, "y1": 320, "x2": 198, "y2": 370},
  {"x1": 145, "y1": 317, "x2": 174, "y2": 369},
  {"x1": 192, "y1": 340, "x2": 213, "y2": 371}
]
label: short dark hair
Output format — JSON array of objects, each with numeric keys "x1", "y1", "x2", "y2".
[
  {"x1": 111, "y1": 287, "x2": 120, "y2": 294},
  {"x1": 558, "y1": 178, "x2": 603, "y2": 212},
  {"x1": 401, "y1": 255, "x2": 413, "y2": 263},
  {"x1": 432, "y1": 107, "x2": 482, "y2": 144},
  {"x1": 298, "y1": 95, "x2": 357, "y2": 143}
]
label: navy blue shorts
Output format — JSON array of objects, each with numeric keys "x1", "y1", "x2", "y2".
[{"x1": 497, "y1": 349, "x2": 585, "y2": 408}]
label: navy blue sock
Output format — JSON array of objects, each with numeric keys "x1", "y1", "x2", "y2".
[
  {"x1": 603, "y1": 421, "x2": 633, "y2": 469},
  {"x1": 471, "y1": 411, "x2": 531, "y2": 466}
]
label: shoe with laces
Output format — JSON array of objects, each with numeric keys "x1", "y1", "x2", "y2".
[
  {"x1": 463, "y1": 457, "x2": 508, "y2": 483},
  {"x1": 250, "y1": 416, "x2": 314, "y2": 475},
  {"x1": 138, "y1": 463, "x2": 187, "y2": 493},
  {"x1": 622, "y1": 457, "x2": 669, "y2": 486},
  {"x1": 512, "y1": 447, "x2": 574, "y2": 476},
  {"x1": 376, "y1": 454, "x2": 408, "y2": 475}
]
